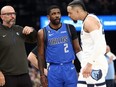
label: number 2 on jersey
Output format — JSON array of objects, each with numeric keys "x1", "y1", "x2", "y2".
[{"x1": 64, "y1": 43, "x2": 69, "y2": 53}]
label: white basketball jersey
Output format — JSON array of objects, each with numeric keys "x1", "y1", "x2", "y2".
[
  {"x1": 78, "y1": 14, "x2": 108, "y2": 86},
  {"x1": 80, "y1": 14, "x2": 106, "y2": 63}
]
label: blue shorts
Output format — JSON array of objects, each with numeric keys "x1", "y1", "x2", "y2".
[{"x1": 47, "y1": 62, "x2": 78, "y2": 87}]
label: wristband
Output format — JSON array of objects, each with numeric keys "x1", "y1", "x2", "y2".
[{"x1": 76, "y1": 51, "x2": 83, "y2": 62}]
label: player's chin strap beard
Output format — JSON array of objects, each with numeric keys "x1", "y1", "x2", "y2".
[
  {"x1": 83, "y1": 12, "x2": 89, "y2": 22},
  {"x1": 73, "y1": 12, "x2": 89, "y2": 23}
]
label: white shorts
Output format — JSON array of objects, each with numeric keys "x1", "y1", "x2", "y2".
[{"x1": 77, "y1": 55, "x2": 108, "y2": 87}]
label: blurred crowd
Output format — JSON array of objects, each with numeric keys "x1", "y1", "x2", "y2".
[
  {"x1": 1, "y1": 0, "x2": 116, "y2": 16},
  {"x1": 29, "y1": 67, "x2": 42, "y2": 87},
  {"x1": 0, "y1": 0, "x2": 116, "y2": 27}
]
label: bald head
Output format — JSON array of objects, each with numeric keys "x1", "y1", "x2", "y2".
[
  {"x1": 0, "y1": 5, "x2": 16, "y2": 27},
  {"x1": 1, "y1": 5, "x2": 15, "y2": 15}
]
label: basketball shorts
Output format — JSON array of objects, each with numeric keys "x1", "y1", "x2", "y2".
[
  {"x1": 48, "y1": 62, "x2": 78, "y2": 87},
  {"x1": 77, "y1": 55, "x2": 108, "y2": 87}
]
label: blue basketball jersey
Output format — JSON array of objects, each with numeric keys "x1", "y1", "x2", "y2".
[{"x1": 45, "y1": 23, "x2": 75, "y2": 63}]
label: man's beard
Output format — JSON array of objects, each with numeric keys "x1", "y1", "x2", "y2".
[
  {"x1": 7, "y1": 19, "x2": 16, "y2": 25},
  {"x1": 51, "y1": 18, "x2": 61, "y2": 25}
]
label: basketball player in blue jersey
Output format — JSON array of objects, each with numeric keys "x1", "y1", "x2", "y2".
[
  {"x1": 67, "y1": 0, "x2": 108, "y2": 87},
  {"x1": 37, "y1": 5, "x2": 82, "y2": 87}
]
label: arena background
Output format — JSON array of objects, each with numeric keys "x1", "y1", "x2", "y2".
[{"x1": 0, "y1": 0, "x2": 116, "y2": 73}]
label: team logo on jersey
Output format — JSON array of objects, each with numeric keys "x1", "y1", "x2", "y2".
[
  {"x1": 48, "y1": 30, "x2": 51, "y2": 33},
  {"x1": 71, "y1": 66, "x2": 75, "y2": 70},
  {"x1": 48, "y1": 33, "x2": 54, "y2": 36},
  {"x1": 2, "y1": 34, "x2": 7, "y2": 37},
  {"x1": 16, "y1": 32, "x2": 20, "y2": 36},
  {"x1": 60, "y1": 31, "x2": 66, "y2": 33},
  {"x1": 91, "y1": 69, "x2": 102, "y2": 81}
]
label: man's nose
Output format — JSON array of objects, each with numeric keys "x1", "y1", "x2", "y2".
[{"x1": 56, "y1": 14, "x2": 60, "y2": 18}]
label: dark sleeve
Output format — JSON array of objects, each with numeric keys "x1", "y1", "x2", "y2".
[
  {"x1": 24, "y1": 29, "x2": 37, "y2": 43},
  {"x1": 68, "y1": 25, "x2": 81, "y2": 73},
  {"x1": 14, "y1": 25, "x2": 37, "y2": 43},
  {"x1": 69, "y1": 24, "x2": 78, "y2": 40},
  {"x1": 31, "y1": 46, "x2": 38, "y2": 57}
]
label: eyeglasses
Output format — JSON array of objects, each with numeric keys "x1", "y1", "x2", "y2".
[{"x1": 1, "y1": 12, "x2": 16, "y2": 16}]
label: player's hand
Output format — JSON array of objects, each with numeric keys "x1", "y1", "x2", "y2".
[
  {"x1": 108, "y1": 56, "x2": 113, "y2": 64},
  {"x1": 40, "y1": 75, "x2": 48, "y2": 87},
  {"x1": 22, "y1": 26, "x2": 34, "y2": 35},
  {"x1": 0, "y1": 71, "x2": 5, "y2": 86},
  {"x1": 82, "y1": 63, "x2": 92, "y2": 78}
]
